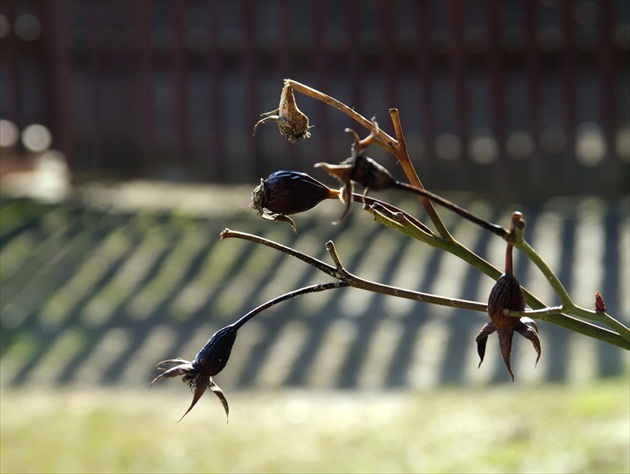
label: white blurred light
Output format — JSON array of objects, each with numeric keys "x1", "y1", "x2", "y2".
[
  {"x1": 0, "y1": 120, "x2": 19, "y2": 147},
  {"x1": 14, "y1": 14, "x2": 41, "y2": 41},
  {"x1": 434, "y1": 133, "x2": 462, "y2": 161},
  {"x1": 284, "y1": 399, "x2": 310, "y2": 424},
  {"x1": 576, "y1": 122, "x2": 606, "y2": 166},
  {"x1": 21, "y1": 124, "x2": 52, "y2": 152},
  {"x1": 470, "y1": 134, "x2": 499, "y2": 164}
]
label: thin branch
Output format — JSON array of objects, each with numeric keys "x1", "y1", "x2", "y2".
[
  {"x1": 286, "y1": 79, "x2": 397, "y2": 154},
  {"x1": 222, "y1": 228, "x2": 488, "y2": 313},
  {"x1": 232, "y1": 281, "x2": 350, "y2": 329},
  {"x1": 325, "y1": 240, "x2": 488, "y2": 312},
  {"x1": 394, "y1": 181, "x2": 508, "y2": 238},
  {"x1": 389, "y1": 108, "x2": 453, "y2": 239}
]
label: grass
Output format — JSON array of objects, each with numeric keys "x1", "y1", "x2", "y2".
[{"x1": 1, "y1": 378, "x2": 628, "y2": 473}]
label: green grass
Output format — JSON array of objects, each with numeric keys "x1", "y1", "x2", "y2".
[{"x1": 1, "y1": 378, "x2": 628, "y2": 473}]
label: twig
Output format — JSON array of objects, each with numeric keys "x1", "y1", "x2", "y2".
[
  {"x1": 232, "y1": 281, "x2": 350, "y2": 329},
  {"x1": 286, "y1": 79, "x2": 397, "y2": 154},
  {"x1": 389, "y1": 108, "x2": 452, "y2": 239}
]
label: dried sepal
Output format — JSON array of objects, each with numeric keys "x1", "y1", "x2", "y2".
[
  {"x1": 475, "y1": 322, "x2": 497, "y2": 368},
  {"x1": 515, "y1": 319, "x2": 542, "y2": 366},
  {"x1": 253, "y1": 80, "x2": 312, "y2": 142}
]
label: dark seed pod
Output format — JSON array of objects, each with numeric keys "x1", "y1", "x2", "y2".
[
  {"x1": 487, "y1": 273, "x2": 525, "y2": 329},
  {"x1": 251, "y1": 170, "x2": 333, "y2": 216},
  {"x1": 193, "y1": 325, "x2": 238, "y2": 377},
  {"x1": 348, "y1": 155, "x2": 398, "y2": 191}
]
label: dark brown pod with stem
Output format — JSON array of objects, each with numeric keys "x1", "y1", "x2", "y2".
[{"x1": 476, "y1": 212, "x2": 542, "y2": 381}]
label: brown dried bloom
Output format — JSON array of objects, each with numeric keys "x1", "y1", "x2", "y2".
[
  {"x1": 150, "y1": 325, "x2": 238, "y2": 422},
  {"x1": 315, "y1": 121, "x2": 395, "y2": 223},
  {"x1": 253, "y1": 79, "x2": 312, "y2": 142},
  {"x1": 475, "y1": 212, "x2": 542, "y2": 381}
]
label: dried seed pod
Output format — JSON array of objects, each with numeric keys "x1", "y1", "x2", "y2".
[
  {"x1": 250, "y1": 170, "x2": 335, "y2": 231},
  {"x1": 475, "y1": 212, "x2": 542, "y2": 381},
  {"x1": 253, "y1": 80, "x2": 312, "y2": 142},
  {"x1": 150, "y1": 325, "x2": 239, "y2": 422},
  {"x1": 193, "y1": 325, "x2": 238, "y2": 376},
  {"x1": 487, "y1": 273, "x2": 525, "y2": 329},
  {"x1": 251, "y1": 170, "x2": 333, "y2": 216}
]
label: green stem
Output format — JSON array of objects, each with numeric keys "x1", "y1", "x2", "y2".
[
  {"x1": 367, "y1": 205, "x2": 630, "y2": 350},
  {"x1": 513, "y1": 230, "x2": 629, "y2": 342}
]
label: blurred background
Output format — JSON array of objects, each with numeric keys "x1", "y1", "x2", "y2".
[{"x1": 1, "y1": 0, "x2": 629, "y2": 472}]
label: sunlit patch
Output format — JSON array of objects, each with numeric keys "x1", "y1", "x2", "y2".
[
  {"x1": 0, "y1": 120, "x2": 19, "y2": 148},
  {"x1": 576, "y1": 122, "x2": 606, "y2": 166},
  {"x1": 470, "y1": 133, "x2": 499, "y2": 165},
  {"x1": 21, "y1": 124, "x2": 52, "y2": 152},
  {"x1": 284, "y1": 399, "x2": 310, "y2": 424}
]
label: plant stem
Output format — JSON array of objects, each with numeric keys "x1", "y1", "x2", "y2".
[
  {"x1": 394, "y1": 181, "x2": 508, "y2": 238},
  {"x1": 512, "y1": 226, "x2": 629, "y2": 342},
  {"x1": 325, "y1": 240, "x2": 487, "y2": 312},
  {"x1": 286, "y1": 79, "x2": 397, "y2": 154},
  {"x1": 232, "y1": 282, "x2": 350, "y2": 329},
  {"x1": 365, "y1": 205, "x2": 629, "y2": 349},
  {"x1": 222, "y1": 228, "x2": 487, "y2": 313},
  {"x1": 389, "y1": 108, "x2": 452, "y2": 240}
]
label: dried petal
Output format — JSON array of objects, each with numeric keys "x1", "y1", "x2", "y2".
[
  {"x1": 475, "y1": 322, "x2": 497, "y2": 368},
  {"x1": 497, "y1": 328, "x2": 516, "y2": 381},
  {"x1": 515, "y1": 320, "x2": 542, "y2": 366},
  {"x1": 177, "y1": 377, "x2": 210, "y2": 423},
  {"x1": 209, "y1": 379, "x2": 230, "y2": 421}
]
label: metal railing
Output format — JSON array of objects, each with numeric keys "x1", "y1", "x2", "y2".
[{"x1": 1, "y1": 0, "x2": 628, "y2": 198}]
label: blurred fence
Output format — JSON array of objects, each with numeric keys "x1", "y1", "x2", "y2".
[{"x1": 0, "y1": 0, "x2": 629, "y2": 198}]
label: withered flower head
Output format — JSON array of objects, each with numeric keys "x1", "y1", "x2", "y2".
[
  {"x1": 475, "y1": 213, "x2": 541, "y2": 381},
  {"x1": 315, "y1": 121, "x2": 396, "y2": 223},
  {"x1": 150, "y1": 325, "x2": 238, "y2": 422},
  {"x1": 252, "y1": 80, "x2": 312, "y2": 142},
  {"x1": 250, "y1": 170, "x2": 334, "y2": 232}
]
